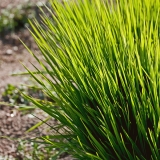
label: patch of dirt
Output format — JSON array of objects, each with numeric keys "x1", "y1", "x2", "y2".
[
  {"x1": 0, "y1": 1, "x2": 73, "y2": 159},
  {"x1": 0, "y1": 105, "x2": 51, "y2": 159},
  {"x1": 0, "y1": 29, "x2": 74, "y2": 159},
  {"x1": 0, "y1": 0, "x2": 46, "y2": 95},
  {"x1": 0, "y1": 28, "x2": 41, "y2": 95}
]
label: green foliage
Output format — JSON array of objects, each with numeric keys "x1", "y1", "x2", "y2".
[
  {"x1": 24, "y1": 0, "x2": 160, "y2": 159},
  {"x1": 17, "y1": 139, "x2": 64, "y2": 160},
  {"x1": 0, "y1": 2, "x2": 42, "y2": 33},
  {"x1": 2, "y1": 84, "x2": 49, "y2": 105},
  {"x1": 2, "y1": 84, "x2": 29, "y2": 105}
]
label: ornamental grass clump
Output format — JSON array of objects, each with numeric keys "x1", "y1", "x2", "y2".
[{"x1": 25, "y1": 0, "x2": 160, "y2": 159}]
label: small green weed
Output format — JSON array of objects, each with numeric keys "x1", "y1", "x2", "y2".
[{"x1": 2, "y1": 84, "x2": 52, "y2": 106}]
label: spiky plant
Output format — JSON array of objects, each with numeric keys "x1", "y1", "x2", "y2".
[{"x1": 24, "y1": 0, "x2": 160, "y2": 159}]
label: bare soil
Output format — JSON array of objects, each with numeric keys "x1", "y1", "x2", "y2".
[
  {"x1": 0, "y1": 28, "x2": 41, "y2": 95},
  {"x1": 0, "y1": 1, "x2": 73, "y2": 159}
]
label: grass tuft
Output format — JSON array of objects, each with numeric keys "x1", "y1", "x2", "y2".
[{"x1": 24, "y1": 0, "x2": 160, "y2": 159}]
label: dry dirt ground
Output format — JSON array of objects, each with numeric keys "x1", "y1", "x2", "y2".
[
  {"x1": 0, "y1": 28, "x2": 41, "y2": 95},
  {"x1": 0, "y1": 0, "x2": 47, "y2": 93},
  {"x1": 0, "y1": 1, "x2": 73, "y2": 159}
]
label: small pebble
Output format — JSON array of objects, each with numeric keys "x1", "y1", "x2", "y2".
[
  {"x1": 13, "y1": 46, "x2": 18, "y2": 51},
  {"x1": 28, "y1": 114, "x2": 34, "y2": 118},
  {"x1": 0, "y1": 111, "x2": 6, "y2": 118},
  {"x1": 5, "y1": 49, "x2": 13, "y2": 55}
]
